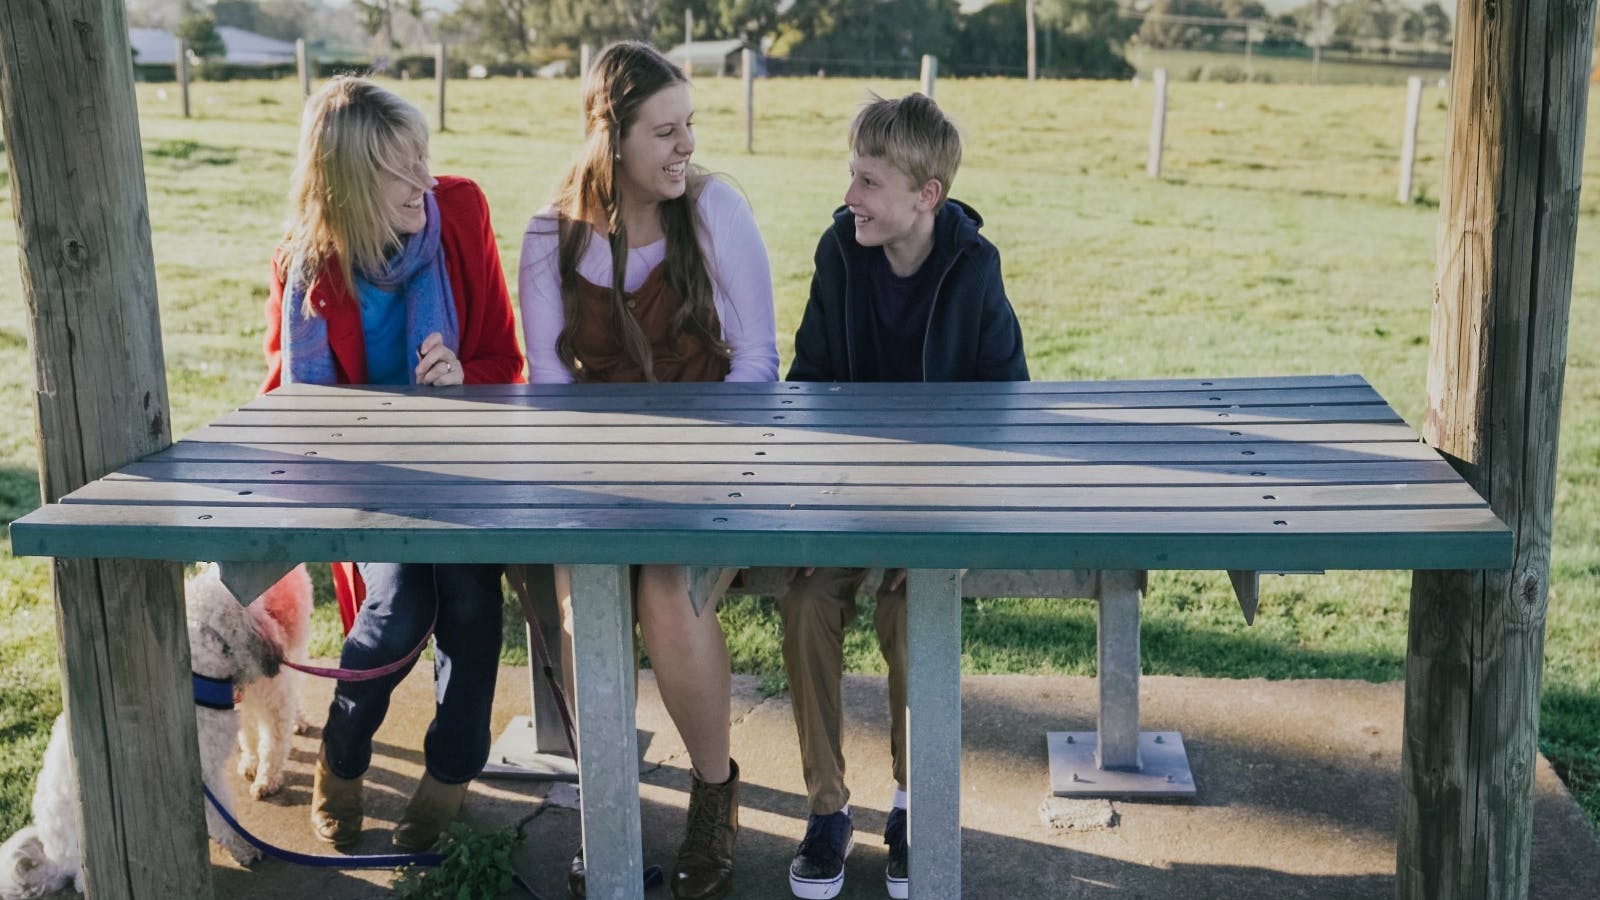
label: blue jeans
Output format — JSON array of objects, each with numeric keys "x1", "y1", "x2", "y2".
[{"x1": 323, "y1": 562, "x2": 504, "y2": 784}]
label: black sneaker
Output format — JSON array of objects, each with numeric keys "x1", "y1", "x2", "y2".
[
  {"x1": 883, "y1": 807, "x2": 907, "y2": 899},
  {"x1": 788, "y1": 808, "x2": 853, "y2": 899}
]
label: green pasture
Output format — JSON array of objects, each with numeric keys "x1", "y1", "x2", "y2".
[
  {"x1": 1130, "y1": 46, "x2": 1453, "y2": 86},
  {"x1": 0, "y1": 75, "x2": 1596, "y2": 839}
]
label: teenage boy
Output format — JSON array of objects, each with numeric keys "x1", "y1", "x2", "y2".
[{"x1": 780, "y1": 93, "x2": 1028, "y2": 900}]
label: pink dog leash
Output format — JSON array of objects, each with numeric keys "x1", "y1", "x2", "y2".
[{"x1": 280, "y1": 609, "x2": 437, "y2": 682}]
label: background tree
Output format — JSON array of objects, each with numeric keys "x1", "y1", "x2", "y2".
[
  {"x1": 1415, "y1": 1, "x2": 1451, "y2": 48},
  {"x1": 211, "y1": 0, "x2": 316, "y2": 40},
  {"x1": 949, "y1": 0, "x2": 1132, "y2": 78},
  {"x1": 1332, "y1": 0, "x2": 1399, "y2": 53},
  {"x1": 444, "y1": 0, "x2": 538, "y2": 60},
  {"x1": 354, "y1": 0, "x2": 424, "y2": 49},
  {"x1": 176, "y1": 12, "x2": 227, "y2": 58},
  {"x1": 709, "y1": 0, "x2": 782, "y2": 43},
  {"x1": 1137, "y1": 0, "x2": 1226, "y2": 50},
  {"x1": 781, "y1": 0, "x2": 960, "y2": 77}
]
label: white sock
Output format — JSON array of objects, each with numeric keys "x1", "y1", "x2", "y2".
[{"x1": 892, "y1": 786, "x2": 907, "y2": 810}]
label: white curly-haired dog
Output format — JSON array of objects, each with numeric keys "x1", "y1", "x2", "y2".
[
  {"x1": 237, "y1": 564, "x2": 314, "y2": 799},
  {"x1": 0, "y1": 562, "x2": 313, "y2": 899}
]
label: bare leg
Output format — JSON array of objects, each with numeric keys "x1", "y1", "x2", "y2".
[
  {"x1": 554, "y1": 565, "x2": 578, "y2": 713},
  {"x1": 636, "y1": 564, "x2": 734, "y2": 783}
]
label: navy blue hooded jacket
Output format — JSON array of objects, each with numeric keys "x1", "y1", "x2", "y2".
[{"x1": 787, "y1": 199, "x2": 1029, "y2": 383}]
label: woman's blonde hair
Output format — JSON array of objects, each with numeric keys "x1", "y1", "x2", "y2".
[
  {"x1": 281, "y1": 76, "x2": 431, "y2": 300},
  {"x1": 549, "y1": 41, "x2": 726, "y2": 381}
]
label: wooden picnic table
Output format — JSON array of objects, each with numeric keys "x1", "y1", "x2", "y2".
[{"x1": 9, "y1": 374, "x2": 1511, "y2": 899}]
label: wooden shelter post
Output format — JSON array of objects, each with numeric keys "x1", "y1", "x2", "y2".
[
  {"x1": 1399, "y1": 0, "x2": 1596, "y2": 897},
  {"x1": 0, "y1": 1, "x2": 211, "y2": 897}
]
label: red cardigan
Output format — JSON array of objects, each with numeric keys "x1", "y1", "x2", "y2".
[{"x1": 262, "y1": 175, "x2": 525, "y2": 632}]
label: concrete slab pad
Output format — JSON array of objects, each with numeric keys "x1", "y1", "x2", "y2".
[{"x1": 33, "y1": 667, "x2": 1599, "y2": 899}]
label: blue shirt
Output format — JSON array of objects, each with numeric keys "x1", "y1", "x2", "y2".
[{"x1": 353, "y1": 274, "x2": 409, "y2": 385}]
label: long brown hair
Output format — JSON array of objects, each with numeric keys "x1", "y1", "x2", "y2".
[{"x1": 549, "y1": 41, "x2": 726, "y2": 381}]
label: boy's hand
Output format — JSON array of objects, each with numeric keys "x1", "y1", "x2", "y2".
[{"x1": 416, "y1": 332, "x2": 463, "y2": 386}]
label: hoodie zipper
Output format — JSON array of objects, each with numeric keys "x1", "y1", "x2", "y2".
[
  {"x1": 920, "y1": 246, "x2": 965, "y2": 382},
  {"x1": 838, "y1": 232, "x2": 859, "y2": 380}
]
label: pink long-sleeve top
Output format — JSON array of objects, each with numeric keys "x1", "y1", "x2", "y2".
[{"x1": 518, "y1": 176, "x2": 779, "y2": 384}]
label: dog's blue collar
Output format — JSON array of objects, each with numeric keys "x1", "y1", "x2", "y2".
[{"x1": 192, "y1": 672, "x2": 234, "y2": 710}]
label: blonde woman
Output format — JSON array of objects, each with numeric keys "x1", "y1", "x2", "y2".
[
  {"x1": 262, "y1": 76, "x2": 522, "y2": 853},
  {"x1": 518, "y1": 42, "x2": 778, "y2": 900}
]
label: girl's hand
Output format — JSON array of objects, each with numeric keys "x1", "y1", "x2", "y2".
[{"x1": 416, "y1": 332, "x2": 462, "y2": 386}]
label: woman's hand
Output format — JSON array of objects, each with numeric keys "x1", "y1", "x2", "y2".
[{"x1": 416, "y1": 332, "x2": 463, "y2": 386}]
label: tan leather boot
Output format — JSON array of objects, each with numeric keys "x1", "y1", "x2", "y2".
[
  {"x1": 670, "y1": 759, "x2": 739, "y2": 900},
  {"x1": 311, "y1": 745, "x2": 363, "y2": 850},
  {"x1": 393, "y1": 773, "x2": 469, "y2": 852}
]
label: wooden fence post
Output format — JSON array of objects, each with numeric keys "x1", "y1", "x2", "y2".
[
  {"x1": 0, "y1": 2, "x2": 212, "y2": 898},
  {"x1": 920, "y1": 54, "x2": 937, "y2": 99},
  {"x1": 579, "y1": 43, "x2": 593, "y2": 135},
  {"x1": 177, "y1": 36, "x2": 190, "y2": 118},
  {"x1": 684, "y1": 9, "x2": 694, "y2": 78},
  {"x1": 435, "y1": 42, "x2": 447, "y2": 133},
  {"x1": 296, "y1": 37, "x2": 311, "y2": 97},
  {"x1": 1147, "y1": 68, "x2": 1167, "y2": 179},
  {"x1": 1398, "y1": 0, "x2": 1596, "y2": 897},
  {"x1": 1397, "y1": 76, "x2": 1423, "y2": 203},
  {"x1": 1025, "y1": 0, "x2": 1038, "y2": 81},
  {"x1": 743, "y1": 47, "x2": 755, "y2": 154}
]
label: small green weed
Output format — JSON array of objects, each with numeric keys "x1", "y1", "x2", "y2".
[{"x1": 392, "y1": 821, "x2": 524, "y2": 900}]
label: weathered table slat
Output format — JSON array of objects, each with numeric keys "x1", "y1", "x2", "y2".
[
  {"x1": 143, "y1": 439, "x2": 1444, "y2": 465},
  {"x1": 8, "y1": 377, "x2": 1510, "y2": 900},
  {"x1": 112, "y1": 459, "x2": 1467, "y2": 487},
  {"x1": 186, "y1": 421, "x2": 1419, "y2": 445},
  {"x1": 15, "y1": 501, "x2": 1507, "y2": 570},
  {"x1": 70, "y1": 478, "x2": 1490, "y2": 511},
  {"x1": 243, "y1": 373, "x2": 1373, "y2": 400},
  {"x1": 215, "y1": 403, "x2": 1403, "y2": 428}
]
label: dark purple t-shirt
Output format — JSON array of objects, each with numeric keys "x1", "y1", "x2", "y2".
[{"x1": 862, "y1": 249, "x2": 937, "y2": 382}]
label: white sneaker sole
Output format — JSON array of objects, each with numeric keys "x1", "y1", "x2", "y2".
[
  {"x1": 886, "y1": 869, "x2": 908, "y2": 899},
  {"x1": 788, "y1": 836, "x2": 853, "y2": 899}
]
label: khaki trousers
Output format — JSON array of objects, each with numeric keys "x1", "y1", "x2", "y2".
[{"x1": 776, "y1": 567, "x2": 908, "y2": 815}]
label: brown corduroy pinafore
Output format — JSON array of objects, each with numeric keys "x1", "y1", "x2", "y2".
[{"x1": 568, "y1": 264, "x2": 730, "y2": 384}]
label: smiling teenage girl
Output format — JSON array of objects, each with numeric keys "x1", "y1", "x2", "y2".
[{"x1": 518, "y1": 41, "x2": 777, "y2": 900}]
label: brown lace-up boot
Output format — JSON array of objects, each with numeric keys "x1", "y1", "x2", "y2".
[
  {"x1": 393, "y1": 773, "x2": 469, "y2": 852},
  {"x1": 670, "y1": 759, "x2": 740, "y2": 899},
  {"x1": 311, "y1": 745, "x2": 363, "y2": 850}
]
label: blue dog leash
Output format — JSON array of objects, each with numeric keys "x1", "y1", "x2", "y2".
[
  {"x1": 192, "y1": 672, "x2": 443, "y2": 869},
  {"x1": 200, "y1": 781, "x2": 443, "y2": 869}
]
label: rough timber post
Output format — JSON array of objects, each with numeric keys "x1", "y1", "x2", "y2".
[
  {"x1": 1398, "y1": 0, "x2": 1596, "y2": 897},
  {"x1": 0, "y1": 1, "x2": 211, "y2": 898}
]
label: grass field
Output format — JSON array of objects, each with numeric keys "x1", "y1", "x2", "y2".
[
  {"x1": 1, "y1": 75, "x2": 1597, "y2": 841},
  {"x1": 1130, "y1": 46, "x2": 1453, "y2": 86}
]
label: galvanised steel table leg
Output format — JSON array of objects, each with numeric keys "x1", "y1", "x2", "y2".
[
  {"x1": 570, "y1": 564, "x2": 643, "y2": 900},
  {"x1": 906, "y1": 568, "x2": 963, "y2": 898}
]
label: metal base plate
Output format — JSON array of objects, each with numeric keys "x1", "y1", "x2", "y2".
[
  {"x1": 1047, "y1": 731, "x2": 1196, "y2": 798},
  {"x1": 480, "y1": 716, "x2": 579, "y2": 782}
]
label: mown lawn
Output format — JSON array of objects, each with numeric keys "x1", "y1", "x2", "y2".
[{"x1": 1, "y1": 74, "x2": 1596, "y2": 835}]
